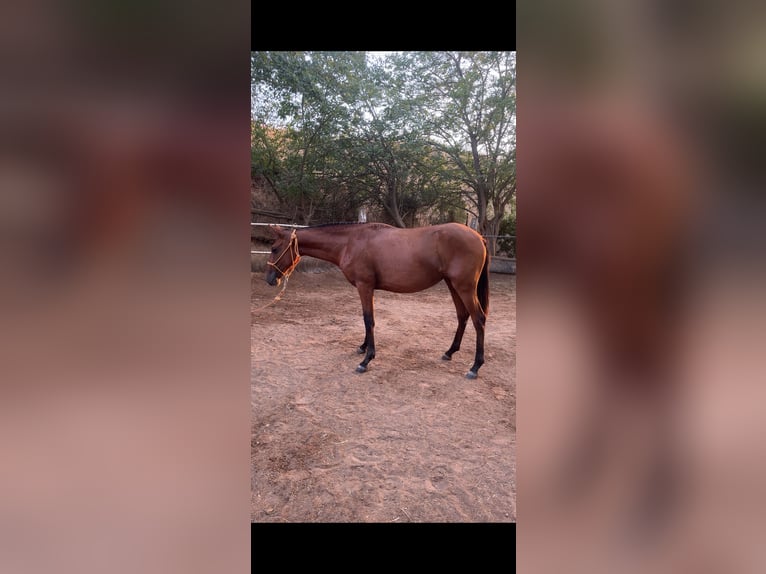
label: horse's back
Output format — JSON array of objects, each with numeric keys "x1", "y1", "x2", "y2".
[
  {"x1": 430, "y1": 222, "x2": 485, "y2": 251},
  {"x1": 376, "y1": 223, "x2": 484, "y2": 292},
  {"x1": 356, "y1": 223, "x2": 484, "y2": 292},
  {"x1": 375, "y1": 222, "x2": 483, "y2": 264}
]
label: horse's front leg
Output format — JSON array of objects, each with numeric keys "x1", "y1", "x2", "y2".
[{"x1": 355, "y1": 285, "x2": 376, "y2": 373}]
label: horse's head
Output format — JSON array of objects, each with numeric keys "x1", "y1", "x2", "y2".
[{"x1": 265, "y1": 225, "x2": 301, "y2": 286}]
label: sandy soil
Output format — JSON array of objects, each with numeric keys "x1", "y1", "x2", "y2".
[{"x1": 251, "y1": 267, "x2": 515, "y2": 522}]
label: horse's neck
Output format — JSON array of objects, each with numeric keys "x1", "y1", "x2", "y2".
[{"x1": 296, "y1": 228, "x2": 348, "y2": 265}]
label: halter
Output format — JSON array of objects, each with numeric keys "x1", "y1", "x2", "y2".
[
  {"x1": 267, "y1": 229, "x2": 301, "y2": 281},
  {"x1": 254, "y1": 229, "x2": 301, "y2": 312}
]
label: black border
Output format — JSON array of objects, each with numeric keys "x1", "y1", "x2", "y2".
[
  {"x1": 251, "y1": 6, "x2": 516, "y2": 51},
  {"x1": 252, "y1": 522, "x2": 516, "y2": 569}
]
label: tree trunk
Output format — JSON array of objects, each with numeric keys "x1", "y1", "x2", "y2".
[
  {"x1": 485, "y1": 215, "x2": 502, "y2": 256},
  {"x1": 476, "y1": 182, "x2": 488, "y2": 236},
  {"x1": 469, "y1": 134, "x2": 489, "y2": 236},
  {"x1": 383, "y1": 179, "x2": 407, "y2": 228}
]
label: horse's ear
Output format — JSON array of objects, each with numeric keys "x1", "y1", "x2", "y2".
[{"x1": 267, "y1": 225, "x2": 282, "y2": 238}]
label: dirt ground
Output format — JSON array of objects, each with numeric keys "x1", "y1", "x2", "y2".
[{"x1": 251, "y1": 267, "x2": 516, "y2": 522}]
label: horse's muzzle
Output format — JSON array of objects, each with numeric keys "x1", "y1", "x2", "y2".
[{"x1": 265, "y1": 269, "x2": 279, "y2": 286}]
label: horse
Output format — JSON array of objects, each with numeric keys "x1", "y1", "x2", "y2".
[
  {"x1": 264, "y1": 222, "x2": 490, "y2": 379},
  {"x1": 16, "y1": 98, "x2": 245, "y2": 275},
  {"x1": 520, "y1": 92, "x2": 698, "y2": 539}
]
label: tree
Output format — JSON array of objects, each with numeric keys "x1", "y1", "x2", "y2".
[
  {"x1": 251, "y1": 51, "x2": 367, "y2": 224},
  {"x1": 252, "y1": 51, "x2": 463, "y2": 228},
  {"x1": 251, "y1": 52, "x2": 515, "y2": 235},
  {"x1": 398, "y1": 52, "x2": 517, "y2": 251}
]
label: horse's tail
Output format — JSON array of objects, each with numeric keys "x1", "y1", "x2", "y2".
[{"x1": 478, "y1": 240, "x2": 490, "y2": 317}]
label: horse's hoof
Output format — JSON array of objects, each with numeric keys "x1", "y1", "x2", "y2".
[
  {"x1": 465, "y1": 370, "x2": 478, "y2": 380},
  {"x1": 442, "y1": 353, "x2": 452, "y2": 361},
  {"x1": 357, "y1": 347, "x2": 366, "y2": 355},
  {"x1": 356, "y1": 365, "x2": 367, "y2": 373}
]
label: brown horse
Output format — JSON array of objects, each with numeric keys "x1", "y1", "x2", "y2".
[
  {"x1": 265, "y1": 222, "x2": 490, "y2": 378},
  {"x1": 520, "y1": 92, "x2": 698, "y2": 538}
]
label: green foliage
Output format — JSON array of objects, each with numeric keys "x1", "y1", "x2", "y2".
[
  {"x1": 497, "y1": 213, "x2": 517, "y2": 257},
  {"x1": 398, "y1": 52, "x2": 517, "y2": 235},
  {"x1": 251, "y1": 51, "x2": 516, "y2": 228},
  {"x1": 251, "y1": 52, "x2": 369, "y2": 222}
]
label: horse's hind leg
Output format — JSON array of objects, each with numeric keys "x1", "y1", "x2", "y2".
[
  {"x1": 457, "y1": 287, "x2": 486, "y2": 379},
  {"x1": 442, "y1": 279, "x2": 470, "y2": 361},
  {"x1": 466, "y1": 307, "x2": 486, "y2": 379},
  {"x1": 355, "y1": 284, "x2": 376, "y2": 373}
]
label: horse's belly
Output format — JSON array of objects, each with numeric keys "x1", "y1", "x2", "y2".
[{"x1": 376, "y1": 270, "x2": 443, "y2": 293}]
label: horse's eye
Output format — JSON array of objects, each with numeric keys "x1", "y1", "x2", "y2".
[{"x1": 271, "y1": 248, "x2": 278, "y2": 254}]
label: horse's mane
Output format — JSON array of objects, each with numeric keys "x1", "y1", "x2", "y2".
[{"x1": 306, "y1": 222, "x2": 389, "y2": 230}]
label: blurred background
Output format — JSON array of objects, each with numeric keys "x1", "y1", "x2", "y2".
[
  {"x1": 5, "y1": 0, "x2": 766, "y2": 568},
  {"x1": 518, "y1": 0, "x2": 766, "y2": 572},
  {"x1": 0, "y1": 1, "x2": 250, "y2": 573}
]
